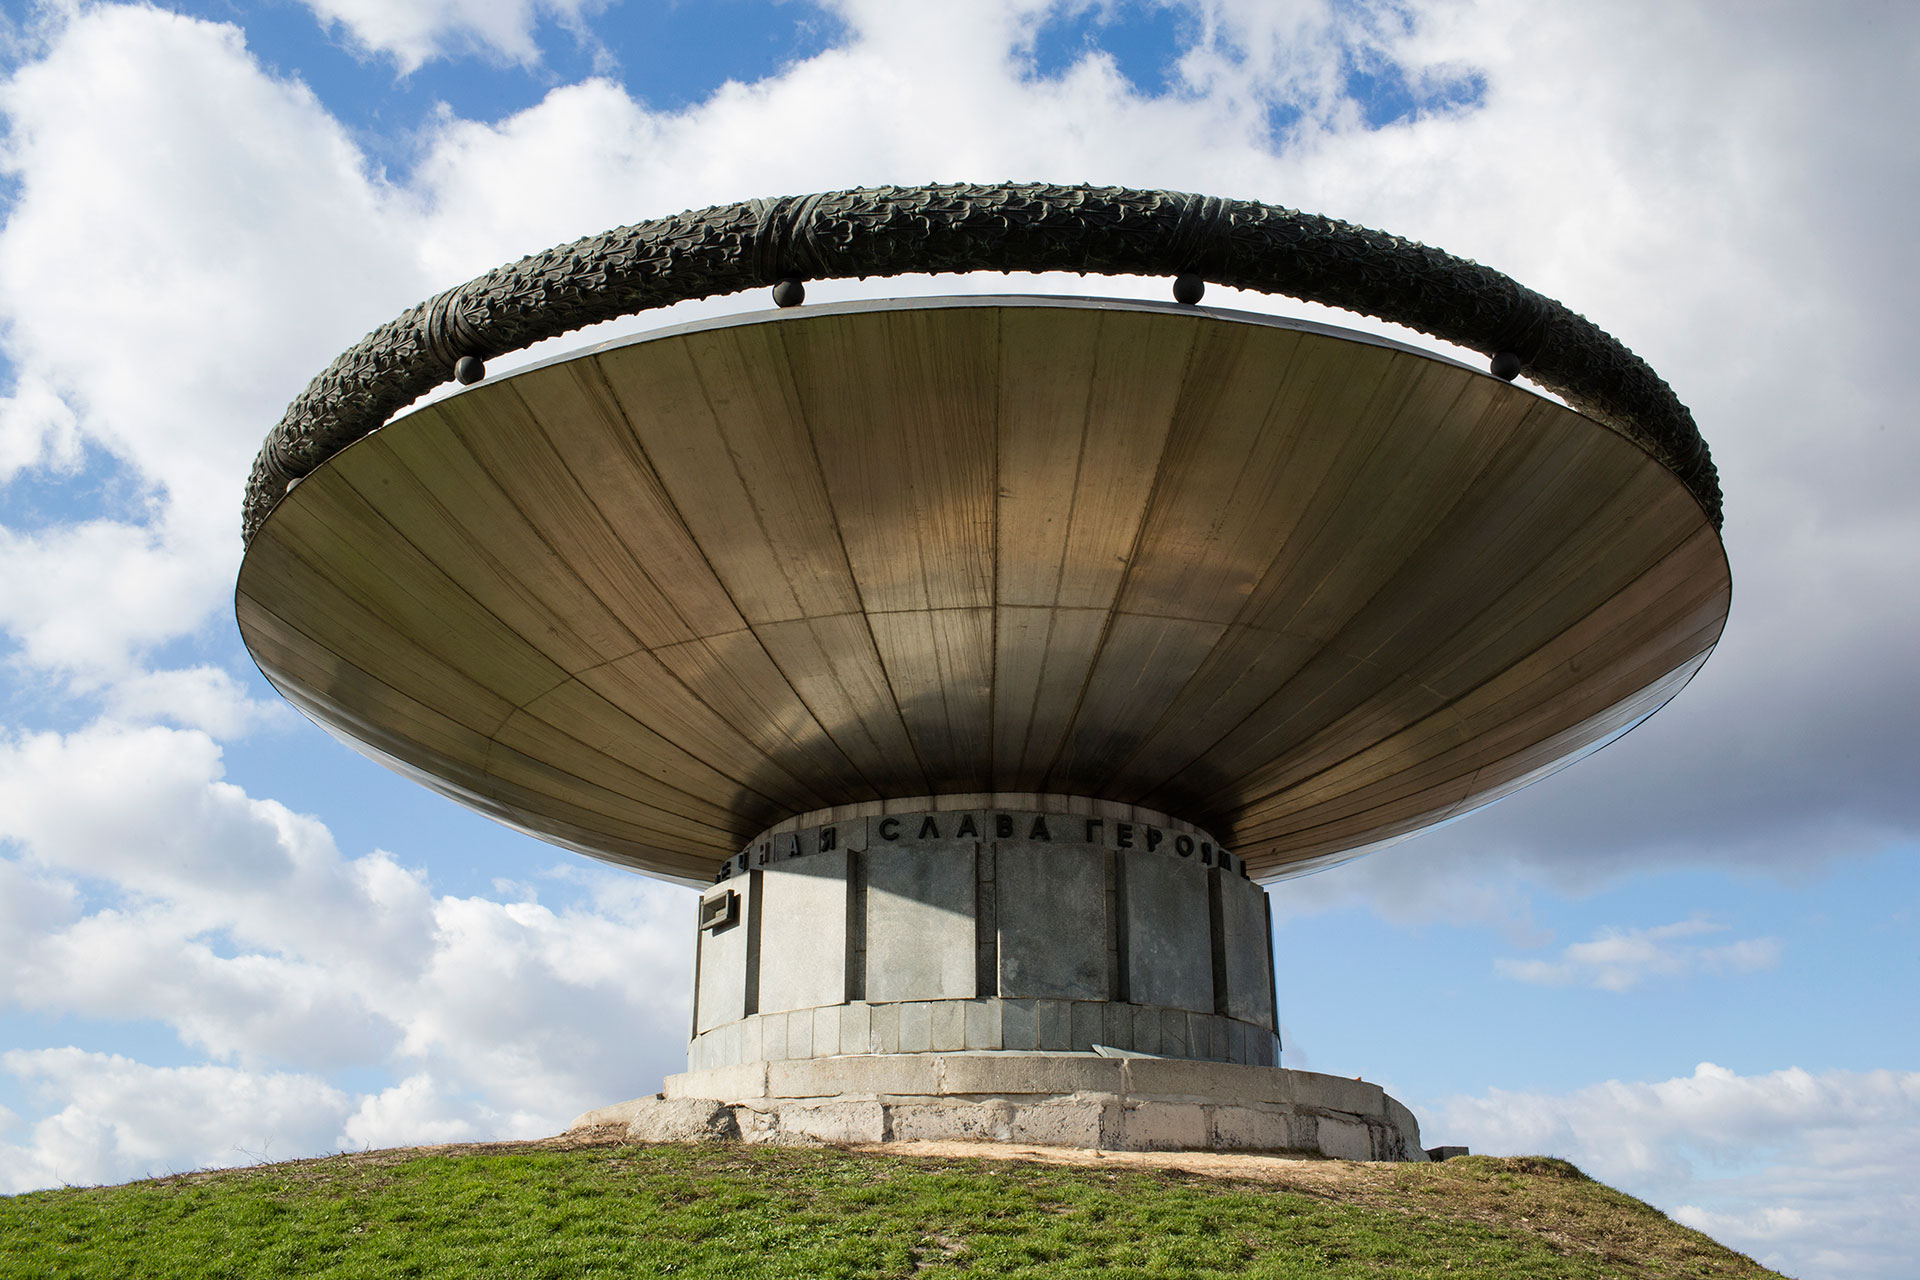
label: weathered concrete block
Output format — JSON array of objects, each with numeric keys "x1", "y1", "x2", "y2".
[
  {"x1": 1115, "y1": 1102, "x2": 1208, "y2": 1151},
  {"x1": 613, "y1": 1054, "x2": 1427, "y2": 1162},
  {"x1": 1384, "y1": 1097, "x2": 1427, "y2": 1159},
  {"x1": 778, "y1": 1100, "x2": 888, "y2": 1144},
  {"x1": 1124, "y1": 851, "x2": 1213, "y2": 1013},
  {"x1": 887, "y1": 1100, "x2": 1015, "y2": 1143},
  {"x1": 1006, "y1": 1101, "x2": 1107, "y2": 1148},
  {"x1": 568, "y1": 1096, "x2": 658, "y2": 1130},
  {"x1": 1207, "y1": 1105, "x2": 1296, "y2": 1151},
  {"x1": 1124, "y1": 1056, "x2": 1282, "y2": 1105},
  {"x1": 866, "y1": 845, "x2": 976, "y2": 1002},
  {"x1": 1316, "y1": 1114, "x2": 1373, "y2": 1162},
  {"x1": 788, "y1": 1008, "x2": 813, "y2": 1060},
  {"x1": 758, "y1": 852, "x2": 848, "y2": 1014},
  {"x1": 937, "y1": 1052, "x2": 1124, "y2": 1098},
  {"x1": 997, "y1": 846, "x2": 1108, "y2": 999},
  {"x1": 732, "y1": 1104, "x2": 788, "y2": 1145},
  {"x1": 768, "y1": 1053, "x2": 941, "y2": 1099},
  {"x1": 624, "y1": 1098, "x2": 740, "y2": 1143},
  {"x1": 1289, "y1": 1070, "x2": 1385, "y2": 1118},
  {"x1": 665, "y1": 1060, "x2": 769, "y2": 1101}
]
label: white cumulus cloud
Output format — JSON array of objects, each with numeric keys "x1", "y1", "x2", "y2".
[
  {"x1": 1436, "y1": 1063, "x2": 1920, "y2": 1280},
  {"x1": 302, "y1": 0, "x2": 615, "y2": 73},
  {"x1": 0, "y1": 1050, "x2": 352, "y2": 1193},
  {"x1": 0, "y1": 720, "x2": 692, "y2": 1187},
  {"x1": 1495, "y1": 917, "x2": 1783, "y2": 992}
]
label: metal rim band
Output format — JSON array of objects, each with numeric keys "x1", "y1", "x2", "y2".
[{"x1": 242, "y1": 181, "x2": 1721, "y2": 544}]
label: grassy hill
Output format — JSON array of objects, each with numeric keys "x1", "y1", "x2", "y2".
[{"x1": 0, "y1": 1134, "x2": 1787, "y2": 1279}]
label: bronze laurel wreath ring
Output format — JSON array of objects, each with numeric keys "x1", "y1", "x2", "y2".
[{"x1": 242, "y1": 182, "x2": 1720, "y2": 544}]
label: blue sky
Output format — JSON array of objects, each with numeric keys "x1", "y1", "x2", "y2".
[{"x1": 1, "y1": 2, "x2": 1916, "y2": 1276}]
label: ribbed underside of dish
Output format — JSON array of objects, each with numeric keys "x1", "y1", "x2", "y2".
[{"x1": 236, "y1": 296, "x2": 1730, "y2": 886}]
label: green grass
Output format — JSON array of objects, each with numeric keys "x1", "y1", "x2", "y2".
[{"x1": 0, "y1": 1141, "x2": 1787, "y2": 1279}]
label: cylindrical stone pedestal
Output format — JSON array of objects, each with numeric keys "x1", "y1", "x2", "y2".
[
  {"x1": 689, "y1": 796, "x2": 1279, "y2": 1072},
  {"x1": 574, "y1": 794, "x2": 1429, "y2": 1158}
]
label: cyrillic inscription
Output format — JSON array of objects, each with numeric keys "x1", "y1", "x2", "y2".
[{"x1": 717, "y1": 809, "x2": 1241, "y2": 882}]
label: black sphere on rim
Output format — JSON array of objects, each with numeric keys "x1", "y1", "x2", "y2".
[{"x1": 772, "y1": 277, "x2": 806, "y2": 308}]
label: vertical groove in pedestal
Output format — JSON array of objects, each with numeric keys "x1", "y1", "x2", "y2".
[
  {"x1": 1107, "y1": 849, "x2": 1129, "y2": 1004},
  {"x1": 1208, "y1": 869, "x2": 1230, "y2": 1017},
  {"x1": 743, "y1": 869, "x2": 764, "y2": 1016},
  {"x1": 974, "y1": 842, "x2": 998, "y2": 998},
  {"x1": 845, "y1": 849, "x2": 867, "y2": 1002},
  {"x1": 1264, "y1": 894, "x2": 1281, "y2": 1046}
]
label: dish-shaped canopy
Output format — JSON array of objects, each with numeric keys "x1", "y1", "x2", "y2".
[{"x1": 237, "y1": 296, "x2": 1728, "y2": 885}]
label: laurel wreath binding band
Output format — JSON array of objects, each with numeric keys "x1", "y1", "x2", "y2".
[{"x1": 242, "y1": 182, "x2": 1721, "y2": 544}]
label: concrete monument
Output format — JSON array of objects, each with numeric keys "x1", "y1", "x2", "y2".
[{"x1": 236, "y1": 184, "x2": 1729, "y2": 1158}]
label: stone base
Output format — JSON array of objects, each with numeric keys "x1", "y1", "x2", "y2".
[{"x1": 571, "y1": 1053, "x2": 1427, "y2": 1162}]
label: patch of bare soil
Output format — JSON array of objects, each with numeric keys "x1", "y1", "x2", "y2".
[{"x1": 848, "y1": 1140, "x2": 1376, "y2": 1191}]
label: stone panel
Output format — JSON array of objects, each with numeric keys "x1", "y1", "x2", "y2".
[
  {"x1": 964, "y1": 999, "x2": 1001, "y2": 1049},
  {"x1": 871, "y1": 1002, "x2": 899, "y2": 1054},
  {"x1": 757, "y1": 852, "x2": 849, "y2": 1014},
  {"x1": 1002, "y1": 999, "x2": 1037, "y2": 1050},
  {"x1": 899, "y1": 1001, "x2": 933, "y2": 1052},
  {"x1": 840, "y1": 1002, "x2": 873, "y2": 1056},
  {"x1": 812, "y1": 1005, "x2": 840, "y2": 1057},
  {"x1": 1037, "y1": 999, "x2": 1071, "y2": 1050},
  {"x1": 1122, "y1": 850, "x2": 1213, "y2": 1012},
  {"x1": 1070, "y1": 1001, "x2": 1102, "y2": 1051},
  {"x1": 694, "y1": 882, "x2": 751, "y2": 1034},
  {"x1": 932, "y1": 1000, "x2": 966, "y2": 1051},
  {"x1": 997, "y1": 844, "x2": 1108, "y2": 999},
  {"x1": 866, "y1": 844, "x2": 977, "y2": 1002},
  {"x1": 763, "y1": 1011, "x2": 789, "y2": 1062},
  {"x1": 1217, "y1": 871, "x2": 1276, "y2": 1029}
]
